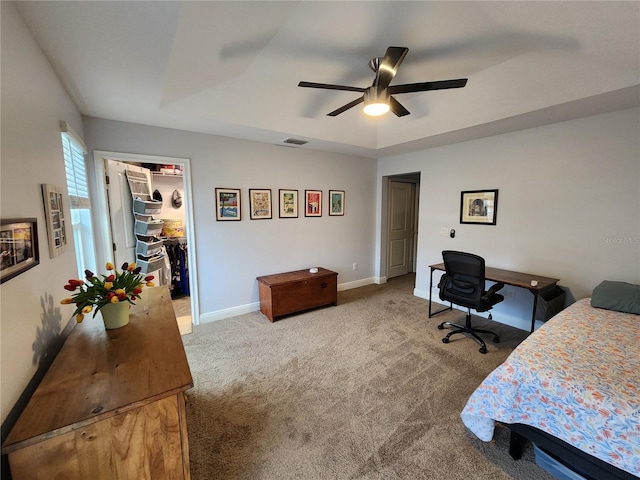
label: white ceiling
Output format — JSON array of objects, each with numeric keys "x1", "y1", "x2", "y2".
[{"x1": 14, "y1": 1, "x2": 640, "y2": 158}]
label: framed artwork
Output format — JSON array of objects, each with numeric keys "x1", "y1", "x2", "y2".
[
  {"x1": 41, "y1": 184, "x2": 69, "y2": 258},
  {"x1": 305, "y1": 190, "x2": 322, "y2": 217},
  {"x1": 249, "y1": 189, "x2": 272, "y2": 220},
  {"x1": 279, "y1": 189, "x2": 298, "y2": 218},
  {"x1": 460, "y1": 189, "x2": 499, "y2": 225},
  {"x1": 1, "y1": 218, "x2": 39, "y2": 284},
  {"x1": 329, "y1": 190, "x2": 345, "y2": 216},
  {"x1": 215, "y1": 188, "x2": 241, "y2": 221}
]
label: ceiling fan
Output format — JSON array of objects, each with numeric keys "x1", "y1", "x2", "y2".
[{"x1": 298, "y1": 46, "x2": 467, "y2": 117}]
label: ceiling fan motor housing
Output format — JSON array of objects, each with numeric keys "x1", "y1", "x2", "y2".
[
  {"x1": 364, "y1": 86, "x2": 389, "y2": 103},
  {"x1": 363, "y1": 87, "x2": 390, "y2": 116}
]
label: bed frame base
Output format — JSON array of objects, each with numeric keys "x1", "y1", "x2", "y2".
[{"x1": 507, "y1": 424, "x2": 637, "y2": 480}]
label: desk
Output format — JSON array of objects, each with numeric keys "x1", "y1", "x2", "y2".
[{"x1": 428, "y1": 263, "x2": 560, "y2": 333}]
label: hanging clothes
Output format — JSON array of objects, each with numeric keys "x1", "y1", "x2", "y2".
[{"x1": 164, "y1": 239, "x2": 188, "y2": 297}]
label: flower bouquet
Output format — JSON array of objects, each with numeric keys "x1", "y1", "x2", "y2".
[{"x1": 61, "y1": 262, "x2": 154, "y2": 323}]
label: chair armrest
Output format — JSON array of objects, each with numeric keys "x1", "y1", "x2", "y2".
[{"x1": 482, "y1": 282, "x2": 505, "y2": 301}]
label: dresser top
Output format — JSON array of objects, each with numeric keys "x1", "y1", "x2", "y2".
[{"x1": 2, "y1": 286, "x2": 193, "y2": 453}]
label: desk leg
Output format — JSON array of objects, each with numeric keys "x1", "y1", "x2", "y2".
[
  {"x1": 428, "y1": 267, "x2": 452, "y2": 318},
  {"x1": 530, "y1": 290, "x2": 539, "y2": 333},
  {"x1": 429, "y1": 267, "x2": 434, "y2": 317}
]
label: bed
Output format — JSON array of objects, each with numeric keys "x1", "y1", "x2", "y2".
[{"x1": 460, "y1": 282, "x2": 640, "y2": 480}]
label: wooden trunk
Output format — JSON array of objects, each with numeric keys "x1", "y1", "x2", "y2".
[
  {"x1": 2, "y1": 287, "x2": 193, "y2": 479},
  {"x1": 257, "y1": 268, "x2": 338, "y2": 321}
]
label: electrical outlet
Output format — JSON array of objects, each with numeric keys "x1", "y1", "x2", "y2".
[{"x1": 353, "y1": 263, "x2": 358, "y2": 271}]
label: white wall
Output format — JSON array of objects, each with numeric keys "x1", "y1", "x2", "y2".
[
  {"x1": 378, "y1": 108, "x2": 640, "y2": 330},
  {"x1": 1, "y1": 3, "x2": 84, "y2": 422},
  {"x1": 82, "y1": 117, "x2": 378, "y2": 321}
]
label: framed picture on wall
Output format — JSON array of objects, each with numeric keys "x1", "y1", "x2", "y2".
[
  {"x1": 279, "y1": 189, "x2": 298, "y2": 218},
  {"x1": 460, "y1": 189, "x2": 498, "y2": 225},
  {"x1": 1, "y1": 218, "x2": 40, "y2": 284},
  {"x1": 328, "y1": 190, "x2": 345, "y2": 216},
  {"x1": 304, "y1": 190, "x2": 322, "y2": 217},
  {"x1": 215, "y1": 188, "x2": 241, "y2": 221},
  {"x1": 249, "y1": 189, "x2": 272, "y2": 220},
  {"x1": 41, "y1": 184, "x2": 69, "y2": 257}
]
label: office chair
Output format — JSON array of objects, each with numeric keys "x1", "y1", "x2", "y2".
[{"x1": 437, "y1": 251, "x2": 505, "y2": 354}]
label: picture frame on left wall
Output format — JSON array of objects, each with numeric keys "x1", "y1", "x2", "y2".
[
  {"x1": 215, "y1": 188, "x2": 242, "y2": 221},
  {"x1": 42, "y1": 184, "x2": 69, "y2": 258},
  {"x1": 1, "y1": 218, "x2": 39, "y2": 284}
]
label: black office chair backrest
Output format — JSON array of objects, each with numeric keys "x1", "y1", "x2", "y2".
[{"x1": 439, "y1": 251, "x2": 487, "y2": 308}]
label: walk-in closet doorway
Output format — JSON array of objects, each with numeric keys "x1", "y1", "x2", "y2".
[{"x1": 92, "y1": 151, "x2": 199, "y2": 334}]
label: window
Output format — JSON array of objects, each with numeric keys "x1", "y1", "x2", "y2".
[{"x1": 60, "y1": 121, "x2": 97, "y2": 277}]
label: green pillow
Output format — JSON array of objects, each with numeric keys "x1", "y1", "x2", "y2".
[{"x1": 591, "y1": 281, "x2": 640, "y2": 314}]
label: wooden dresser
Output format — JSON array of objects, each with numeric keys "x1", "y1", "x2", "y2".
[
  {"x1": 257, "y1": 267, "x2": 338, "y2": 322},
  {"x1": 2, "y1": 287, "x2": 193, "y2": 480}
]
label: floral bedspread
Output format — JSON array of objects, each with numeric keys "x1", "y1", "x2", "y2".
[{"x1": 460, "y1": 298, "x2": 640, "y2": 477}]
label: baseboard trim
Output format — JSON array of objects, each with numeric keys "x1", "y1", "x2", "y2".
[
  {"x1": 199, "y1": 302, "x2": 261, "y2": 323},
  {"x1": 337, "y1": 277, "x2": 376, "y2": 291}
]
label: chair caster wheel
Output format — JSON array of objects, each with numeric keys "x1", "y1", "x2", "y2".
[
  {"x1": 442, "y1": 338, "x2": 449, "y2": 344},
  {"x1": 437, "y1": 324, "x2": 444, "y2": 330},
  {"x1": 479, "y1": 346, "x2": 487, "y2": 354}
]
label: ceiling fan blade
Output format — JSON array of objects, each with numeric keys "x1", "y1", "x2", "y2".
[
  {"x1": 389, "y1": 97, "x2": 410, "y2": 117},
  {"x1": 327, "y1": 97, "x2": 364, "y2": 116},
  {"x1": 375, "y1": 47, "x2": 409, "y2": 90},
  {"x1": 298, "y1": 81, "x2": 365, "y2": 93},
  {"x1": 389, "y1": 78, "x2": 468, "y2": 95}
]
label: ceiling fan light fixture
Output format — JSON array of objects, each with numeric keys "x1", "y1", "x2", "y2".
[
  {"x1": 363, "y1": 102, "x2": 390, "y2": 116},
  {"x1": 363, "y1": 87, "x2": 390, "y2": 116}
]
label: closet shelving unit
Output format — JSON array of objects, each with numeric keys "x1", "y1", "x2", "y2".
[{"x1": 125, "y1": 170, "x2": 165, "y2": 274}]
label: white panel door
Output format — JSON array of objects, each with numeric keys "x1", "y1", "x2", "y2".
[
  {"x1": 387, "y1": 181, "x2": 415, "y2": 279},
  {"x1": 105, "y1": 160, "x2": 151, "y2": 268}
]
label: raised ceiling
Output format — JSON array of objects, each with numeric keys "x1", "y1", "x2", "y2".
[{"x1": 14, "y1": 1, "x2": 640, "y2": 158}]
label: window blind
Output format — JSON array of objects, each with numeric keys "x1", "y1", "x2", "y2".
[{"x1": 60, "y1": 121, "x2": 90, "y2": 209}]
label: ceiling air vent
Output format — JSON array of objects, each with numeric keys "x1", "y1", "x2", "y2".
[{"x1": 283, "y1": 138, "x2": 308, "y2": 146}]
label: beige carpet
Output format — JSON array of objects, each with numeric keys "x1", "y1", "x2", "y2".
[{"x1": 182, "y1": 274, "x2": 554, "y2": 479}]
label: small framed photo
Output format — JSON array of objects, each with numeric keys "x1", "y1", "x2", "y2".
[
  {"x1": 249, "y1": 189, "x2": 272, "y2": 220},
  {"x1": 305, "y1": 190, "x2": 322, "y2": 217},
  {"x1": 460, "y1": 189, "x2": 498, "y2": 225},
  {"x1": 42, "y1": 184, "x2": 69, "y2": 258},
  {"x1": 279, "y1": 189, "x2": 298, "y2": 218},
  {"x1": 215, "y1": 188, "x2": 241, "y2": 221},
  {"x1": 329, "y1": 190, "x2": 345, "y2": 216},
  {"x1": 1, "y1": 218, "x2": 39, "y2": 284}
]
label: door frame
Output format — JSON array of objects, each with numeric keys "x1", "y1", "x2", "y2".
[
  {"x1": 381, "y1": 172, "x2": 420, "y2": 281},
  {"x1": 92, "y1": 150, "x2": 200, "y2": 325}
]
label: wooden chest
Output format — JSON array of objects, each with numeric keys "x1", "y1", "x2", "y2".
[{"x1": 257, "y1": 268, "x2": 338, "y2": 321}]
